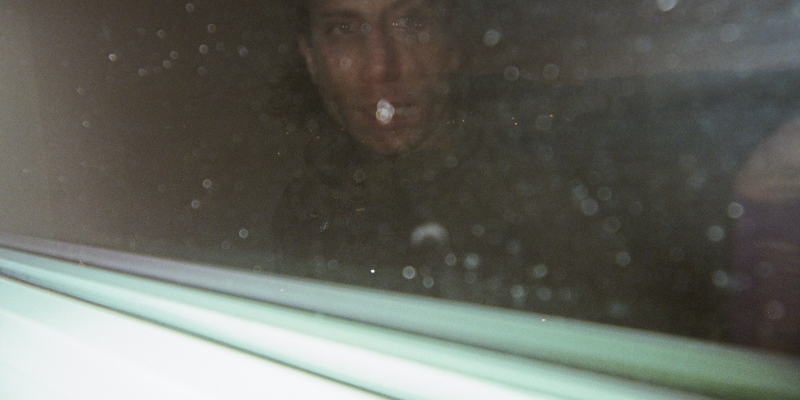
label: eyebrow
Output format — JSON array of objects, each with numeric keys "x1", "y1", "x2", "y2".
[{"x1": 314, "y1": 0, "x2": 429, "y2": 21}]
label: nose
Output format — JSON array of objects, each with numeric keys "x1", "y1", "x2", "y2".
[{"x1": 363, "y1": 25, "x2": 400, "y2": 83}]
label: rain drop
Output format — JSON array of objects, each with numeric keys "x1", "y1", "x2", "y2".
[{"x1": 483, "y1": 29, "x2": 501, "y2": 46}]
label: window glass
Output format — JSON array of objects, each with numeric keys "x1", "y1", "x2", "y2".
[{"x1": 3, "y1": 0, "x2": 799, "y2": 355}]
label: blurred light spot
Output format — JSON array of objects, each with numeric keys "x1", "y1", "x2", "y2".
[
  {"x1": 597, "y1": 187, "x2": 612, "y2": 201},
  {"x1": 602, "y1": 217, "x2": 621, "y2": 234},
  {"x1": 720, "y1": 23, "x2": 741, "y2": 43},
  {"x1": 483, "y1": 29, "x2": 501, "y2": 46},
  {"x1": 207, "y1": 24, "x2": 217, "y2": 33},
  {"x1": 238, "y1": 45, "x2": 249, "y2": 58},
  {"x1": 191, "y1": 199, "x2": 200, "y2": 209},
  {"x1": 572, "y1": 184, "x2": 588, "y2": 200},
  {"x1": 353, "y1": 170, "x2": 366, "y2": 183},
  {"x1": 536, "y1": 287, "x2": 552, "y2": 301},
  {"x1": 727, "y1": 202, "x2": 745, "y2": 219},
  {"x1": 138, "y1": 68, "x2": 148, "y2": 76},
  {"x1": 765, "y1": 300, "x2": 786, "y2": 320},
  {"x1": 108, "y1": 53, "x2": 118, "y2": 61},
  {"x1": 543, "y1": 64, "x2": 559, "y2": 81},
  {"x1": 464, "y1": 253, "x2": 480, "y2": 269},
  {"x1": 707, "y1": 225, "x2": 725, "y2": 242},
  {"x1": 615, "y1": 251, "x2": 631, "y2": 266},
  {"x1": 423, "y1": 276, "x2": 434, "y2": 289},
  {"x1": 221, "y1": 241, "x2": 231, "y2": 250},
  {"x1": 557, "y1": 287, "x2": 573, "y2": 301},
  {"x1": 712, "y1": 270, "x2": 730, "y2": 288},
  {"x1": 370, "y1": 269, "x2": 375, "y2": 274},
  {"x1": 581, "y1": 199, "x2": 599, "y2": 216},
  {"x1": 163, "y1": 60, "x2": 172, "y2": 68},
  {"x1": 402, "y1": 266, "x2": 416, "y2": 279},
  {"x1": 503, "y1": 66, "x2": 520, "y2": 81},
  {"x1": 170, "y1": 51, "x2": 179, "y2": 60},
  {"x1": 633, "y1": 35, "x2": 653, "y2": 53},
  {"x1": 199, "y1": 44, "x2": 209, "y2": 54},
  {"x1": 410, "y1": 222, "x2": 448, "y2": 246},
  {"x1": 157, "y1": 29, "x2": 166, "y2": 38},
  {"x1": 238, "y1": 228, "x2": 249, "y2": 239},
  {"x1": 445, "y1": 253, "x2": 457, "y2": 266},
  {"x1": 202, "y1": 179, "x2": 213, "y2": 188},
  {"x1": 376, "y1": 99, "x2": 395, "y2": 124},
  {"x1": 511, "y1": 285, "x2": 527, "y2": 300},
  {"x1": 657, "y1": 0, "x2": 679, "y2": 12},
  {"x1": 82, "y1": 120, "x2": 90, "y2": 128},
  {"x1": 506, "y1": 240, "x2": 522, "y2": 255},
  {"x1": 185, "y1": 3, "x2": 195, "y2": 12},
  {"x1": 529, "y1": 264, "x2": 548, "y2": 279}
]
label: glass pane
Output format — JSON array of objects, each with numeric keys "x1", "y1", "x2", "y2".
[{"x1": 4, "y1": 0, "x2": 799, "y2": 356}]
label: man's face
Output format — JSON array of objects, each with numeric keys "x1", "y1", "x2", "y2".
[{"x1": 299, "y1": 0, "x2": 457, "y2": 156}]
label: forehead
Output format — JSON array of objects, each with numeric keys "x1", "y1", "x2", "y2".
[{"x1": 306, "y1": 0, "x2": 434, "y2": 18}]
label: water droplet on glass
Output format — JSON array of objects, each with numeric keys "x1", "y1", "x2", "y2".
[
  {"x1": 511, "y1": 285, "x2": 527, "y2": 300},
  {"x1": 423, "y1": 276, "x2": 434, "y2": 289},
  {"x1": 221, "y1": 241, "x2": 231, "y2": 250},
  {"x1": 238, "y1": 228, "x2": 249, "y2": 239},
  {"x1": 376, "y1": 99, "x2": 395, "y2": 124},
  {"x1": 157, "y1": 29, "x2": 166, "y2": 39},
  {"x1": 410, "y1": 222, "x2": 448, "y2": 246},
  {"x1": 82, "y1": 120, "x2": 90, "y2": 128},
  {"x1": 597, "y1": 187, "x2": 612, "y2": 201},
  {"x1": 202, "y1": 179, "x2": 212, "y2": 188},
  {"x1": 353, "y1": 170, "x2": 366, "y2": 183},
  {"x1": 657, "y1": 0, "x2": 679, "y2": 12},
  {"x1": 483, "y1": 29, "x2": 501, "y2": 46},
  {"x1": 238, "y1": 45, "x2": 249, "y2": 58},
  {"x1": 602, "y1": 217, "x2": 621, "y2": 234},
  {"x1": 503, "y1": 66, "x2": 520, "y2": 81},
  {"x1": 163, "y1": 60, "x2": 172, "y2": 68},
  {"x1": 207, "y1": 24, "x2": 217, "y2": 33},
  {"x1": 615, "y1": 251, "x2": 631, "y2": 266},
  {"x1": 402, "y1": 266, "x2": 416, "y2": 279},
  {"x1": 581, "y1": 199, "x2": 599, "y2": 216},
  {"x1": 471, "y1": 224, "x2": 485, "y2": 237},
  {"x1": 199, "y1": 44, "x2": 209, "y2": 54},
  {"x1": 170, "y1": 51, "x2": 179, "y2": 60},
  {"x1": 543, "y1": 64, "x2": 560, "y2": 81},
  {"x1": 727, "y1": 202, "x2": 745, "y2": 219},
  {"x1": 138, "y1": 68, "x2": 148, "y2": 77},
  {"x1": 108, "y1": 53, "x2": 118, "y2": 61},
  {"x1": 185, "y1": 3, "x2": 195, "y2": 12},
  {"x1": 712, "y1": 270, "x2": 730, "y2": 288},
  {"x1": 444, "y1": 253, "x2": 457, "y2": 266},
  {"x1": 191, "y1": 199, "x2": 201, "y2": 209},
  {"x1": 360, "y1": 23, "x2": 371, "y2": 34},
  {"x1": 707, "y1": 225, "x2": 725, "y2": 242},
  {"x1": 764, "y1": 300, "x2": 786, "y2": 320},
  {"x1": 463, "y1": 253, "x2": 480, "y2": 269},
  {"x1": 536, "y1": 287, "x2": 552, "y2": 301},
  {"x1": 197, "y1": 66, "x2": 207, "y2": 75},
  {"x1": 529, "y1": 264, "x2": 548, "y2": 279}
]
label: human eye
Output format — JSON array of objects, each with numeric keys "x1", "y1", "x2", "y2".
[
  {"x1": 327, "y1": 21, "x2": 359, "y2": 36},
  {"x1": 392, "y1": 14, "x2": 427, "y2": 31}
]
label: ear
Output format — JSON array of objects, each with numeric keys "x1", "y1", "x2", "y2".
[{"x1": 298, "y1": 35, "x2": 318, "y2": 84}]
